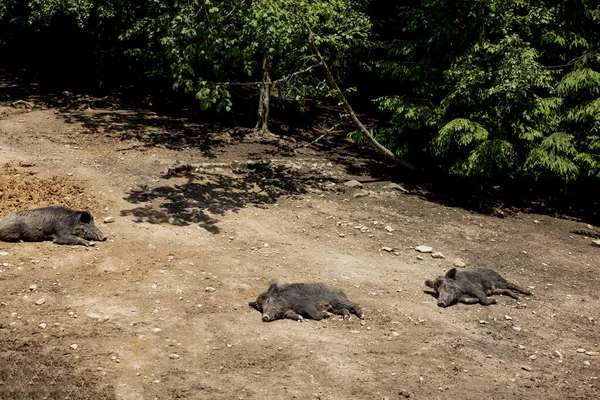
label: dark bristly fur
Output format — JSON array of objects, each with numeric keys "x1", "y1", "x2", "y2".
[
  {"x1": 249, "y1": 282, "x2": 364, "y2": 322},
  {"x1": 425, "y1": 268, "x2": 531, "y2": 307},
  {"x1": 0, "y1": 206, "x2": 107, "y2": 246}
]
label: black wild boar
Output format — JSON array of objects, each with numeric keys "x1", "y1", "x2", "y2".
[
  {"x1": 249, "y1": 282, "x2": 364, "y2": 322},
  {"x1": 0, "y1": 206, "x2": 107, "y2": 246},
  {"x1": 425, "y1": 268, "x2": 531, "y2": 307}
]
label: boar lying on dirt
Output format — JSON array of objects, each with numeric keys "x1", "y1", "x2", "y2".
[
  {"x1": 0, "y1": 206, "x2": 107, "y2": 246},
  {"x1": 425, "y1": 268, "x2": 531, "y2": 307},
  {"x1": 249, "y1": 282, "x2": 364, "y2": 322}
]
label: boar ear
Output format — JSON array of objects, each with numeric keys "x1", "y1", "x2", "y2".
[
  {"x1": 445, "y1": 268, "x2": 457, "y2": 280},
  {"x1": 267, "y1": 282, "x2": 279, "y2": 294},
  {"x1": 248, "y1": 301, "x2": 259, "y2": 310},
  {"x1": 79, "y1": 211, "x2": 92, "y2": 223},
  {"x1": 425, "y1": 280, "x2": 435, "y2": 288}
]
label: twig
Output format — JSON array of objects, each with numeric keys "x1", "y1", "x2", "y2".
[
  {"x1": 298, "y1": 118, "x2": 347, "y2": 148},
  {"x1": 212, "y1": 62, "x2": 323, "y2": 86},
  {"x1": 544, "y1": 47, "x2": 600, "y2": 70}
]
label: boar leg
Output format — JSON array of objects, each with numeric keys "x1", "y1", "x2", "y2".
[
  {"x1": 53, "y1": 234, "x2": 92, "y2": 246},
  {"x1": 283, "y1": 310, "x2": 304, "y2": 321},
  {"x1": 492, "y1": 288, "x2": 520, "y2": 300},
  {"x1": 506, "y1": 282, "x2": 532, "y2": 295},
  {"x1": 301, "y1": 304, "x2": 334, "y2": 321},
  {"x1": 460, "y1": 297, "x2": 481, "y2": 304},
  {"x1": 472, "y1": 289, "x2": 497, "y2": 306}
]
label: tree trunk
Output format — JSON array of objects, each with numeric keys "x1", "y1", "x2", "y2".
[
  {"x1": 255, "y1": 53, "x2": 272, "y2": 133},
  {"x1": 308, "y1": 33, "x2": 416, "y2": 170}
]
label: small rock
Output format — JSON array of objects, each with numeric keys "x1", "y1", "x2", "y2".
[
  {"x1": 385, "y1": 226, "x2": 395, "y2": 233},
  {"x1": 479, "y1": 320, "x2": 488, "y2": 325},
  {"x1": 29, "y1": 284, "x2": 38, "y2": 291},
  {"x1": 35, "y1": 298, "x2": 46, "y2": 305},
  {"x1": 399, "y1": 389, "x2": 411, "y2": 398},
  {"x1": 431, "y1": 252, "x2": 445, "y2": 259},
  {"x1": 353, "y1": 190, "x2": 369, "y2": 198},
  {"x1": 349, "y1": 330, "x2": 360, "y2": 334},
  {"x1": 344, "y1": 180, "x2": 363, "y2": 188},
  {"x1": 554, "y1": 350, "x2": 563, "y2": 359},
  {"x1": 384, "y1": 183, "x2": 408, "y2": 193},
  {"x1": 338, "y1": 233, "x2": 346, "y2": 237},
  {"x1": 263, "y1": 243, "x2": 269, "y2": 248},
  {"x1": 0, "y1": 252, "x2": 9, "y2": 256},
  {"x1": 512, "y1": 326, "x2": 522, "y2": 332},
  {"x1": 592, "y1": 239, "x2": 600, "y2": 248},
  {"x1": 381, "y1": 247, "x2": 394, "y2": 252},
  {"x1": 586, "y1": 351, "x2": 598, "y2": 356},
  {"x1": 584, "y1": 360, "x2": 591, "y2": 366},
  {"x1": 205, "y1": 287, "x2": 216, "y2": 292},
  {"x1": 415, "y1": 245, "x2": 433, "y2": 253},
  {"x1": 169, "y1": 354, "x2": 181, "y2": 359},
  {"x1": 70, "y1": 344, "x2": 79, "y2": 350},
  {"x1": 504, "y1": 315, "x2": 513, "y2": 320},
  {"x1": 103, "y1": 217, "x2": 115, "y2": 224},
  {"x1": 151, "y1": 328, "x2": 162, "y2": 333},
  {"x1": 522, "y1": 366, "x2": 532, "y2": 372},
  {"x1": 529, "y1": 355, "x2": 537, "y2": 360},
  {"x1": 416, "y1": 255, "x2": 424, "y2": 260},
  {"x1": 453, "y1": 258, "x2": 466, "y2": 268},
  {"x1": 533, "y1": 220, "x2": 540, "y2": 224},
  {"x1": 577, "y1": 348, "x2": 586, "y2": 353},
  {"x1": 586, "y1": 224, "x2": 594, "y2": 230},
  {"x1": 38, "y1": 323, "x2": 47, "y2": 329}
]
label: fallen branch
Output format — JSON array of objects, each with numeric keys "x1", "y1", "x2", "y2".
[
  {"x1": 298, "y1": 118, "x2": 347, "y2": 148},
  {"x1": 308, "y1": 32, "x2": 417, "y2": 171}
]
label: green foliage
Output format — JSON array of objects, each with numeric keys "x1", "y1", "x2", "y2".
[
  {"x1": 433, "y1": 118, "x2": 489, "y2": 155},
  {"x1": 373, "y1": 0, "x2": 600, "y2": 188},
  {"x1": 161, "y1": 0, "x2": 372, "y2": 113},
  {"x1": 524, "y1": 132, "x2": 580, "y2": 181},
  {"x1": 557, "y1": 68, "x2": 600, "y2": 96},
  {"x1": 28, "y1": 0, "x2": 95, "y2": 27}
]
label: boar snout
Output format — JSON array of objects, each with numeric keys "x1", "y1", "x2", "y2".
[
  {"x1": 262, "y1": 314, "x2": 273, "y2": 322},
  {"x1": 437, "y1": 301, "x2": 448, "y2": 308}
]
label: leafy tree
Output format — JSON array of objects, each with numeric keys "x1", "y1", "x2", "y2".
[
  {"x1": 161, "y1": 0, "x2": 372, "y2": 132},
  {"x1": 540, "y1": 0, "x2": 600, "y2": 180},
  {"x1": 374, "y1": 1, "x2": 558, "y2": 181}
]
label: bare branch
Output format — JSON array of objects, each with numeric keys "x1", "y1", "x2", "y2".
[
  {"x1": 544, "y1": 47, "x2": 600, "y2": 70},
  {"x1": 298, "y1": 118, "x2": 347, "y2": 148},
  {"x1": 211, "y1": 62, "x2": 323, "y2": 86},
  {"x1": 308, "y1": 32, "x2": 418, "y2": 171}
]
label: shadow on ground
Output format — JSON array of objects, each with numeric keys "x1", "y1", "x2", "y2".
[
  {"x1": 4, "y1": 70, "x2": 598, "y2": 225},
  {"x1": 121, "y1": 163, "x2": 333, "y2": 234}
]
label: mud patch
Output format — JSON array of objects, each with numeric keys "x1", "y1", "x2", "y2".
[{"x1": 0, "y1": 163, "x2": 102, "y2": 216}]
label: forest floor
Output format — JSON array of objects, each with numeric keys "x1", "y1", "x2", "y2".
[{"x1": 1, "y1": 77, "x2": 599, "y2": 399}]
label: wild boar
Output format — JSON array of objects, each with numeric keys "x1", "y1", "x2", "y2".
[
  {"x1": 425, "y1": 268, "x2": 531, "y2": 307},
  {"x1": 249, "y1": 282, "x2": 364, "y2": 322}
]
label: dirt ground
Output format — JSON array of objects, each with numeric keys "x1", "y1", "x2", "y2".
[{"x1": 1, "y1": 79, "x2": 599, "y2": 400}]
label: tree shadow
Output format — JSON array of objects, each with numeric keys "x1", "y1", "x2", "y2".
[
  {"x1": 121, "y1": 163, "x2": 334, "y2": 234},
  {"x1": 65, "y1": 109, "x2": 239, "y2": 157}
]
